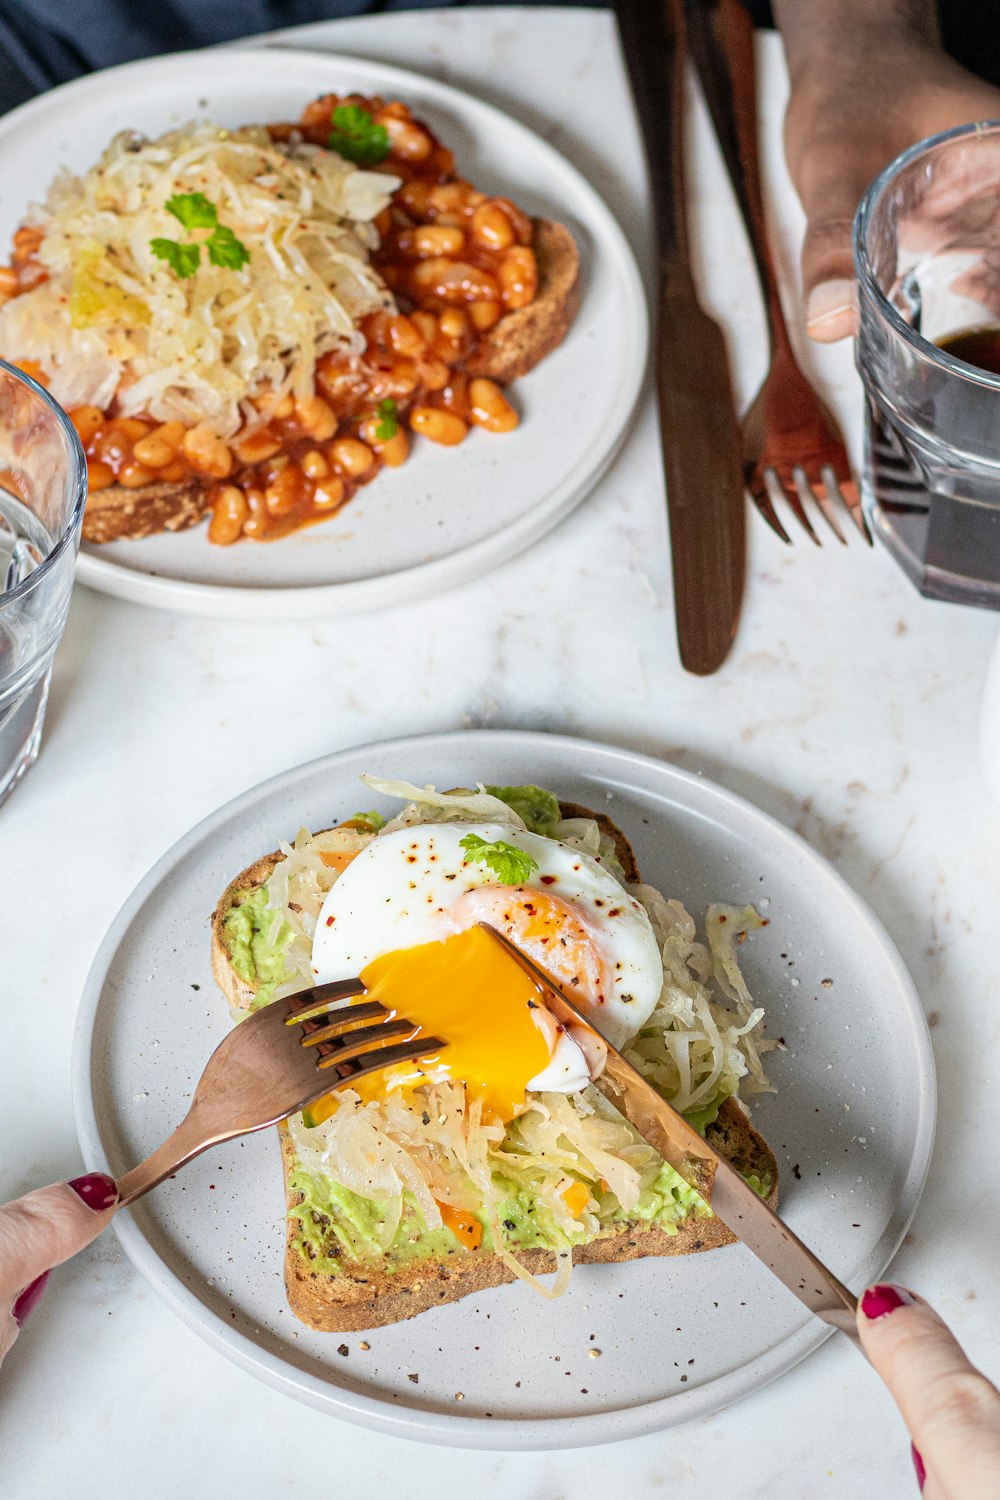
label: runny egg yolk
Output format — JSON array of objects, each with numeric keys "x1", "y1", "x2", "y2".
[{"x1": 351, "y1": 924, "x2": 552, "y2": 1124}]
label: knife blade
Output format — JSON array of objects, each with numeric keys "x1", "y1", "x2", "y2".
[
  {"x1": 615, "y1": 0, "x2": 746, "y2": 675},
  {"x1": 480, "y1": 922, "x2": 860, "y2": 1343}
]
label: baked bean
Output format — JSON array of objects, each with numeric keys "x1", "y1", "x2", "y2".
[
  {"x1": 471, "y1": 202, "x2": 515, "y2": 252},
  {"x1": 207, "y1": 484, "x2": 248, "y2": 545},
  {"x1": 387, "y1": 315, "x2": 426, "y2": 358},
  {"x1": 96, "y1": 419, "x2": 151, "y2": 467},
  {"x1": 70, "y1": 406, "x2": 103, "y2": 444},
  {"x1": 378, "y1": 429, "x2": 409, "y2": 467},
  {"x1": 182, "y1": 424, "x2": 233, "y2": 479},
  {"x1": 265, "y1": 464, "x2": 305, "y2": 516},
  {"x1": 409, "y1": 406, "x2": 468, "y2": 446},
  {"x1": 0, "y1": 266, "x2": 19, "y2": 296},
  {"x1": 241, "y1": 487, "x2": 269, "y2": 539},
  {"x1": 434, "y1": 372, "x2": 471, "y2": 420},
  {"x1": 434, "y1": 307, "x2": 473, "y2": 359},
  {"x1": 469, "y1": 300, "x2": 503, "y2": 331},
  {"x1": 133, "y1": 421, "x2": 184, "y2": 469},
  {"x1": 117, "y1": 462, "x2": 156, "y2": 489},
  {"x1": 376, "y1": 110, "x2": 434, "y2": 162},
  {"x1": 417, "y1": 356, "x2": 450, "y2": 392},
  {"x1": 294, "y1": 395, "x2": 338, "y2": 442},
  {"x1": 402, "y1": 225, "x2": 465, "y2": 259},
  {"x1": 85, "y1": 459, "x2": 115, "y2": 491},
  {"x1": 469, "y1": 378, "x2": 518, "y2": 433},
  {"x1": 234, "y1": 427, "x2": 282, "y2": 465},
  {"x1": 490, "y1": 196, "x2": 533, "y2": 244},
  {"x1": 301, "y1": 448, "x2": 329, "y2": 480},
  {"x1": 396, "y1": 179, "x2": 432, "y2": 218},
  {"x1": 312, "y1": 476, "x2": 346, "y2": 509},
  {"x1": 410, "y1": 257, "x2": 499, "y2": 304},
  {"x1": 329, "y1": 437, "x2": 374, "y2": 477},
  {"x1": 159, "y1": 460, "x2": 188, "y2": 483},
  {"x1": 499, "y1": 246, "x2": 538, "y2": 309},
  {"x1": 410, "y1": 311, "x2": 438, "y2": 346}
]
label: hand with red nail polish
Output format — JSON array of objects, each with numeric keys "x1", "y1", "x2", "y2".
[
  {"x1": 858, "y1": 1282, "x2": 1000, "y2": 1497},
  {"x1": 0, "y1": 1173, "x2": 118, "y2": 1364}
]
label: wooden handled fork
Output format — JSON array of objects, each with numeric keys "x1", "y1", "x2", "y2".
[{"x1": 115, "y1": 981, "x2": 437, "y2": 1207}]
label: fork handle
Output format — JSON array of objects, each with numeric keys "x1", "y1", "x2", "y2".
[
  {"x1": 115, "y1": 1107, "x2": 224, "y2": 1208},
  {"x1": 685, "y1": 0, "x2": 792, "y2": 354}
]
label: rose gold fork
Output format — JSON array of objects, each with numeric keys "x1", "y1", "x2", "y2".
[
  {"x1": 115, "y1": 980, "x2": 438, "y2": 1207},
  {"x1": 686, "y1": 0, "x2": 872, "y2": 546}
]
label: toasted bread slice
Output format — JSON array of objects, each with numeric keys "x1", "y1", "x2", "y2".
[
  {"x1": 210, "y1": 799, "x2": 778, "y2": 1331},
  {"x1": 83, "y1": 216, "x2": 580, "y2": 545},
  {"x1": 281, "y1": 1098, "x2": 777, "y2": 1331}
]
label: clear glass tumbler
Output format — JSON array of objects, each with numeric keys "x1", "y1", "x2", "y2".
[
  {"x1": 0, "y1": 360, "x2": 86, "y2": 806},
  {"x1": 855, "y1": 121, "x2": 1000, "y2": 607}
]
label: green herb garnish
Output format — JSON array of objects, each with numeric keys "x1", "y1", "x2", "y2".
[
  {"x1": 374, "y1": 398, "x2": 398, "y2": 441},
  {"x1": 459, "y1": 833, "x2": 539, "y2": 886},
  {"x1": 327, "y1": 104, "x2": 391, "y2": 165},
  {"x1": 150, "y1": 193, "x2": 249, "y2": 279},
  {"x1": 149, "y1": 238, "x2": 202, "y2": 279},
  {"x1": 206, "y1": 224, "x2": 251, "y2": 270}
]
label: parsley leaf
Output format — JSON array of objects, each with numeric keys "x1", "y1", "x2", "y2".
[
  {"x1": 328, "y1": 104, "x2": 391, "y2": 165},
  {"x1": 150, "y1": 238, "x2": 201, "y2": 279},
  {"x1": 459, "y1": 833, "x2": 539, "y2": 886},
  {"x1": 374, "y1": 397, "x2": 398, "y2": 441},
  {"x1": 165, "y1": 192, "x2": 218, "y2": 231},
  {"x1": 206, "y1": 224, "x2": 250, "y2": 270}
]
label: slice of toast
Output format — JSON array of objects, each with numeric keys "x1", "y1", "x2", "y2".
[
  {"x1": 83, "y1": 216, "x2": 580, "y2": 545},
  {"x1": 211, "y1": 800, "x2": 778, "y2": 1331}
]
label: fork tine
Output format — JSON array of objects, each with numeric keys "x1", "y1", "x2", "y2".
[
  {"x1": 768, "y1": 467, "x2": 820, "y2": 546},
  {"x1": 284, "y1": 978, "x2": 368, "y2": 1022},
  {"x1": 323, "y1": 1034, "x2": 443, "y2": 1082},
  {"x1": 804, "y1": 468, "x2": 847, "y2": 545},
  {"x1": 307, "y1": 1015, "x2": 417, "y2": 1052},
  {"x1": 289, "y1": 999, "x2": 387, "y2": 1032},
  {"x1": 747, "y1": 476, "x2": 792, "y2": 544},
  {"x1": 823, "y1": 467, "x2": 873, "y2": 545}
]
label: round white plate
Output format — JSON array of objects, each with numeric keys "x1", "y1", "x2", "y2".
[
  {"x1": 0, "y1": 50, "x2": 646, "y2": 619},
  {"x1": 73, "y1": 730, "x2": 935, "y2": 1449}
]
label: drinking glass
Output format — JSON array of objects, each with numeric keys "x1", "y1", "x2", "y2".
[
  {"x1": 854, "y1": 121, "x2": 1000, "y2": 607},
  {"x1": 0, "y1": 359, "x2": 86, "y2": 806}
]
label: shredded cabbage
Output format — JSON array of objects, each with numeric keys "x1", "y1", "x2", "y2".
[
  {"x1": 360, "y1": 775, "x2": 529, "y2": 831},
  {"x1": 0, "y1": 122, "x2": 399, "y2": 433}
]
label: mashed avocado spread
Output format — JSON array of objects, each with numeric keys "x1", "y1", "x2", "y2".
[{"x1": 222, "y1": 886, "x2": 293, "y2": 1007}]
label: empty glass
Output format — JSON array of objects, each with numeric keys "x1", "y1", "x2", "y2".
[
  {"x1": 855, "y1": 121, "x2": 1000, "y2": 608},
  {"x1": 0, "y1": 360, "x2": 86, "y2": 806}
]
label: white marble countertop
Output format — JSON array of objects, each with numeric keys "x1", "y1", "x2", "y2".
[{"x1": 3, "y1": 7, "x2": 1000, "y2": 1497}]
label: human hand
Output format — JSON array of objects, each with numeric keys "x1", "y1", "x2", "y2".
[
  {"x1": 859, "y1": 1283, "x2": 1000, "y2": 1497},
  {"x1": 780, "y1": 22, "x2": 1000, "y2": 341},
  {"x1": 0, "y1": 1173, "x2": 118, "y2": 1364}
]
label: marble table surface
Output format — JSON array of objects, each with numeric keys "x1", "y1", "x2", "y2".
[{"x1": 3, "y1": 7, "x2": 1000, "y2": 1497}]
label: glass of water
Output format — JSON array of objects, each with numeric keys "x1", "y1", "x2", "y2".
[
  {"x1": 0, "y1": 359, "x2": 86, "y2": 806},
  {"x1": 855, "y1": 121, "x2": 1000, "y2": 608}
]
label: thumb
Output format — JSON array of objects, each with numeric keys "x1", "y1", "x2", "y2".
[
  {"x1": 858, "y1": 1283, "x2": 1000, "y2": 1498},
  {"x1": 799, "y1": 182, "x2": 861, "y2": 343},
  {"x1": 0, "y1": 1175, "x2": 119, "y2": 1303}
]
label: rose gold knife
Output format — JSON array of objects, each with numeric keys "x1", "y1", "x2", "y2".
[
  {"x1": 481, "y1": 922, "x2": 860, "y2": 1343},
  {"x1": 615, "y1": 0, "x2": 746, "y2": 676}
]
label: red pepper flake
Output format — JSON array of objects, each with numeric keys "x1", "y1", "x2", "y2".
[
  {"x1": 326, "y1": 915, "x2": 335, "y2": 925},
  {"x1": 718, "y1": 914, "x2": 727, "y2": 923},
  {"x1": 540, "y1": 874, "x2": 557, "y2": 885}
]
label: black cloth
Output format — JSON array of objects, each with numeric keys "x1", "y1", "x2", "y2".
[{"x1": 0, "y1": 1, "x2": 995, "y2": 109}]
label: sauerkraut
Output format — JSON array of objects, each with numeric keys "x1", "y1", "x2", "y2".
[
  {"x1": 0, "y1": 122, "x2": 399, "y2": 434},
  {"x1": 238, "y1": 780, "x2": 777, "y2": 1297}
]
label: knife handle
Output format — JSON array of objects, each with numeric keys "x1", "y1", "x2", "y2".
[{"x1": 616, "y1": 0, "x2": 690, "y2": 268}]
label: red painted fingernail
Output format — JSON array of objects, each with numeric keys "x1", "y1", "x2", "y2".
[
  {"x1": 12, "y1": 1270, "x2": 50, "y2": 1327},
  {"x1": 67, "y1": 1173, "x2": 118, "y2": 1212},
  {"x1": 860, "y1": 1283, "x2": 916, "y2": 1320},
  {"x1": 911, "y1": 1443, "x2": 926, "y2": 1491}
]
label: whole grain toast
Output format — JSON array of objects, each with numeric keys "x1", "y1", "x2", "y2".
[
  {"x1": 210, "y1": 798, "x2": 778, "y2": 1332},
  {"x1": 84, "y1": 217, "x2": 580, "y2": 545}
]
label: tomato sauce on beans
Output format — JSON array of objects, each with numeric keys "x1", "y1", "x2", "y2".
[{"x1": 3, "y1": 95, "x2": 532, "y2": 545}]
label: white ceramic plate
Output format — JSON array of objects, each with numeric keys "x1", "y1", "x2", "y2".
[
  {"x1": 0, "y1": 50, "x2": 646, "y2": 619},
  {"x1": 73, "y1": 730, "x2": 935, "y2": 1448}
]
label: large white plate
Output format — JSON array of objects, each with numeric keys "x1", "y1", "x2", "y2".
[
  {"x1": 73, "y1": 730, "x2": 935, "y2": 1448},
  {"x1": 0, "y1": 49, "x2": 646, "y2": 619}
]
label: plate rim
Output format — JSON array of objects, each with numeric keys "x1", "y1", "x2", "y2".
[
  {"x1": 0, "y1": 45, "x2": 648, "y2": 619},
  {"x1": 72, "y1": 729, "x2": 936, "y2": 1448}
]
